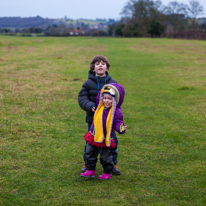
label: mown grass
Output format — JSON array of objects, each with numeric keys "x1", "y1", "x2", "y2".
[{"x1": 1, "y1": 36, "x2": 206, "y2": 205}]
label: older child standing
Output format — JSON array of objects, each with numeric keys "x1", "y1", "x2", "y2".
[
  {"x1": 78, "y1": 55, "x2": 121, "y2": 175},
  {"x1": 81, "y1": 83, "x2": 127, "y2": 180}
]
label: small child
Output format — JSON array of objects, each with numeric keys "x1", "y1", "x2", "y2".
[
  {"x1": 78, "y1": 55, "x2": 121, "y2": 175},
  {"x1": 81, "y1": 83, "x2": 127, "y2": 180}
]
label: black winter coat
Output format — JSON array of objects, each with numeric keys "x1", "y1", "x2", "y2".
[{"x1": 78, "y1": 71, "x2": 117, "y2": 123}]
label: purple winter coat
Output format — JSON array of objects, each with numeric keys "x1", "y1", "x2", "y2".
[{"x1": 90, "y1": 83, "x2": 126, "y2": 143}]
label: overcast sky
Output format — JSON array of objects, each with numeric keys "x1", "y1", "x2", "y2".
[{"x1": 1, "y1": 0, "x2": 205, "y2": 19}]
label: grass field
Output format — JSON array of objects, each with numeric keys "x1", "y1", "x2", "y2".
[{"x1": 1, "y1": 36, "x2": 206, "y2": 205}]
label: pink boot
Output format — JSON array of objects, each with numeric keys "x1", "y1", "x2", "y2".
[
  {"x1": 81, "y1": 170, "x2": 96, "y2": 178},
  {"x1": 98, "y1": 173, "x2": 112, "y2": 180}
]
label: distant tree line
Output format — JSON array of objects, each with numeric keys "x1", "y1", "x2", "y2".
[{"x1": 109, "y1": 0, "x2": 205, "y2": 38}]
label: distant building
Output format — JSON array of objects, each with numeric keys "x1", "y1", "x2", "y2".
[{"x1": 70, "y1": 29, "x2": 83, "y2": 35}]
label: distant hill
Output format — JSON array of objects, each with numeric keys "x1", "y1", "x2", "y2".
[
  {"x1": 0, "y1": 16, "x2": 53, "y2": 28},
  {"x1": 0, "y1": 16, "x2": 116, "y2": 29}
]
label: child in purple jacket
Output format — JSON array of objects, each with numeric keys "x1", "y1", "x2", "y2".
[{"x1": 81, "y1": 83, "x2": 127, "y2": 180}]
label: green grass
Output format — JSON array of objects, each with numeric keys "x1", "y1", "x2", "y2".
[{"x1": 1, "y1": 36, "x2": 206, "y2": 205}]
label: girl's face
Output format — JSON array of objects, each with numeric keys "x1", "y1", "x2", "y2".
[{"x1": 103, "y1": 94, "x2": 113, "y2": 108}]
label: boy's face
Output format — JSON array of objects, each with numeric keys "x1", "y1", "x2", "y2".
[
  {"x1": 103, "y1": 94, "x2": 113, "y2": 108},
  {"x1": 93, "y1": 60, "x2": 108, "y2": 77}
]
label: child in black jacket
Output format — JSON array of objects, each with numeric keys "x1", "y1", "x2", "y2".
[{"x1": 78, "y1": 55, "x2": 121, "y2": 175}]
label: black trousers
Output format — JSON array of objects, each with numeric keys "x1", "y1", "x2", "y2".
[
  {"x1": 84, "y1": 124, "x2": 118, "y2": 165},
  {"x1": 84, "y1": 144, "x2": 114, "y2": 174}
]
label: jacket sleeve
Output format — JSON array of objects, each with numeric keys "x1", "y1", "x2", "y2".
[
  {"x1": 113, "y1": 108, "x2": 126, "y2": 134},
  {"x1": 78, "y1": 81, "x2": 95, "y2": 112},
  {"x1": 95, "y1": 90, "x2": 101, "y2": 107}
]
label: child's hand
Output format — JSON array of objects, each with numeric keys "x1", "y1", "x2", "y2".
[
  {"x1": 92, "y1": 107, "x2": 96, "y2": 112},
  {"x1": 120, "y1": 123, "x2": 127, "y2": 132}
]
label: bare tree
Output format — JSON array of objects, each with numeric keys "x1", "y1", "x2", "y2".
[
  {"x1": 121, "y1": 0, "x2": 163, "y2": 20},
  {"x1": 121, "y1": 0, "x2": 134, "y2": 19},
  {"x1": 120, "y1": 0, "x2": 164, "y2": 33},
  {"x1": 186, "y1": 0, "x2": 204, "y2": 30},
  {"x1": 164, "y1": 1, "x2": 186, "y2": 32}
]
